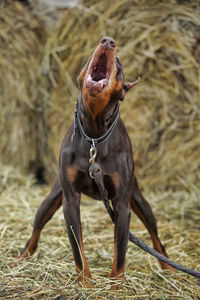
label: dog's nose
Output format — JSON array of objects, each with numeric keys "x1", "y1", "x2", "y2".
[{"x1": 100, "y1": 37, "x2": 116, "y2": 50}]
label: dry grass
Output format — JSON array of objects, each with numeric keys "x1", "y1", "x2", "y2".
[{"x1": 0, "y1": 165, "x2": 199, "y2": 299}]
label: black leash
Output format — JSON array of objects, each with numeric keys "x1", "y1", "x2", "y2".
[
  {"x1": 91, "y1": 166, "x2": 200, "y2": 279},
  {"x1": 75, "y1": 104, "x2": 200, "y2": 279}
]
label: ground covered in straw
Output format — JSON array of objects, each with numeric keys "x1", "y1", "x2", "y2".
[{"x1": 0, "y1": 165, "x2": 199, "y2": 299}]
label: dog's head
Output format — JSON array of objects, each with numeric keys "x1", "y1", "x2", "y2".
[{"x1": 78, "y1": 37, "x2": 140, "y2": 119}]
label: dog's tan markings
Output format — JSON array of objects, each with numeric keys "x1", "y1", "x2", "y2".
[
  {"x1": 82, "y1": 70, "x2": 118, "y2": 119},
  {"x1": 77, "y1": 58, "x2": 91, "y2": 88},
  {"x1": 82, "y1": 90, "x2": 110, "y2": 119},
  {"x1": 42, "y1": 195, "x2": 62, "y2": 225},
  {"x1": 13, "y1": 194, "x2": 63, "y2": 265},
  {"x1": 73, "y1": 232, "x2": 93, "y2": 288},
  {"x1": 110, "y1": 239, "x2": 125, "y2": 290},
  {"x1": 67, "y1": 167, "x2": 78, "y2": 182},
  {"x1": 15, "y1": 229, "x2": 40, "y2": 263},
  {"x1": 111, "y1": 172, "x2": 120, "y2": 189},
  {"x1": 115, "y1": 80, "x2": 123, "y2": 92}
]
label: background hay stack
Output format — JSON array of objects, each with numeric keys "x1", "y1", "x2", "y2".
[
  {"x1": 49, "y1": 0, "x2": 200, "y2": 191},
  {"x1": 0, "y1": 1, "x2": 53, "y2": 182},
  {"x1": 1, "y1": 0, "x2": 199, "y2": 191}
]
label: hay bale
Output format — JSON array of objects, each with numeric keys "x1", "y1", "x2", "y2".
[
  {"x1": 48, "y1": 0, "x2": 200, "y2": 190},
  {"x1": 0, "y1": 1, "x2": 55, "y2": 182}
]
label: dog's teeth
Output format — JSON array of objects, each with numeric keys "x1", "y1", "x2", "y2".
[{"x1": 103, "y1": 79, "x2": 108, "y2": 87}]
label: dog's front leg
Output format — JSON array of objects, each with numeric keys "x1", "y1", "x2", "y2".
[
  {"x1": 110, "y1": 198, "x2": 131, "y2": 289},
  {"x1": 13, "y1": 175, "x2": 62, "y2": 265},
  {"x1": 62, "y1": 190, "x2": 92, "y2": 288}
]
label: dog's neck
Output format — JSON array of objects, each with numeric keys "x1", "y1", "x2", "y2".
[{"x1": 77, "y1": 93, "x2": 119, "y2": 138}]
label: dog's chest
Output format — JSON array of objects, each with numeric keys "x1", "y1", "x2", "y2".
[{"x1": 67, "y1": 166, "x2": 118, "y2": 200}]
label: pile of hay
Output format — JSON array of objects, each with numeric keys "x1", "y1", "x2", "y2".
[
  {"x1": 48, "y1": 0, "x2": 200, "y2": 191},
  {"x1": 0, "y1": 1, "x2": 55, "y2": 182}
]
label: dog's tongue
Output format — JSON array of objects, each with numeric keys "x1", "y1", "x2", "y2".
[{"x1": 85, "y1": 74, "x2": 108, "y2": 93}]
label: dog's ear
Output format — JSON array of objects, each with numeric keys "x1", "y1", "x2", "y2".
[
  {"x1": 77, "y1": 58, "x2": 92, "y2": 88},
  {"x1": 120, "y1": 77, "x2": 141, "y2": 101}
]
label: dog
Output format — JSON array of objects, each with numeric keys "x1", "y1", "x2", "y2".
[{"x1": 16, "y1": 37, "x2": 173, "y2": 289}]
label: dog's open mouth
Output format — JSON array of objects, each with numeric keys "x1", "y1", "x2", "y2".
[
  {"x1": 85, "y1": 53, "x2": 110, "y2": 94},
  {"x1": 91, "y1": 54, "x2": 108, "y2": 82}
]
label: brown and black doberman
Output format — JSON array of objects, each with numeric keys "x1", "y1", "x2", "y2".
[{"x1": 16, "y1": 37, "x2": 173, "y2": 288}]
